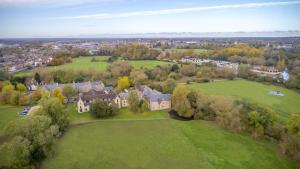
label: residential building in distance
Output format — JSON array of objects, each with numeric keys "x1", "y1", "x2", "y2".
[
  {"x1": 180, "y1": 56, "x2": 239, "y2": 70},
  {"x1": 250, "y1": 66, "x2": 282, "y2": 77}
]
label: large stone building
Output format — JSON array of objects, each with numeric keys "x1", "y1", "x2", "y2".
[
  {"x1": 77, "y1": 90, "x2": 121, "y2": 113},
  {"x1": 43, "y1": 81, "x2": 105, "y2": 93},
  {"x1": 136, "y1": 85, "x2": 171, "y2": 111}
]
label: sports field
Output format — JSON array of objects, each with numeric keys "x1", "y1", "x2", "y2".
[
  {"x1": 42, "y1": 118, "x2": 299, "y2": 169},
  {"x1": 187, "y1": 79, "x2": 300, "y2": 121}
]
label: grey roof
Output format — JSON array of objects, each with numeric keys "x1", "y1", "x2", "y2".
[
  {"x1": 119, "y1": 92, "x2": 129, "y2": 100},
  {"x1": 136, "y1": 85, "x2": 171, "y2": 102},
  {"x1": 80, "y1": 90, "x2": 117, "y2": 103},
  {"x1": 43, "y1": 81, "x2": 105, "y2": 92},
  {"x1": 105, "y1": 86, "x2": 114, "y2": 91}
]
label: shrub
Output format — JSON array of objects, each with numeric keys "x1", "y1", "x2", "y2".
[{"x1": 90, "y1": 99, "x2": 119, "y2": 118}]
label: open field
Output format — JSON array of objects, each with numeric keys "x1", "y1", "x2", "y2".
[
  {"x1": 15, "y1": 56, "x2": 171, "y2": 77},
  {"x1": 187, "y1": 79, "x2": 300, "y2": 121},
  {"x1": 0, "y1": 105, "x2": 23, "y2": 135},
  {"x1": 42, "y1": 118, "x2": 299, "y2": 169}
]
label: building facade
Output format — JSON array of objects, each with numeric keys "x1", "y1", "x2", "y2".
[
  {"x1": 136, "y1": 85, "x2": 171, "y2": 111},
  {"x1": 77, "y1": 90, "x2": 121, "y2": 113}
]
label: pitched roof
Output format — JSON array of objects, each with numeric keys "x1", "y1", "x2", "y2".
[
  {"x1": 136, "y1": 85, "x2": 171, "y2": 102},
  {"x1": 43, "y1": 81, "x2": 105, "y2": 92},
  {"x1": 80, "y1": 90, "x2": 117, "y2": 102}
]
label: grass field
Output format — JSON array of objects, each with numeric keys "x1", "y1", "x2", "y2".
[
  {"x1": 42, "y1": 119, "x2": 299, "y2": 169},
  {"x1": 66, "y1": 104, "x2": 167, "y2": 124},
  {"x1": 15, "y1": 56, "x2": 171, "y2": 77},
  {"x1": 187, "y1": 79, "x2": 300, "y2": 121},
  {"x1": 0, "y1": 105, "x2": 23, "y2": 135}
]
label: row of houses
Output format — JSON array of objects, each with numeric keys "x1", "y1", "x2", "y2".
[
  {"x1": 180, "y1": 56, "x2": 239, "y2": 70},
  {"x1": 179, "y1": 56, "x2": 287, "y2": 79}
]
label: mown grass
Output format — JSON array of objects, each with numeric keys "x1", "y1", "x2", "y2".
[
  {"x1": 15, "y1": 56, "x2": 171, "y2": 77},
  {"x1": 187, "y1": 79, "x2": 300, "y2": 121},
  {"x1": 66, "y1": 104, "x2": 168, "y2": 124},
  {"x1": 0, "y1": 105, "x2": 23, "y2": 135},
  {"x1": 42, "y1": 119, "x2": 299, "y2": 169}
]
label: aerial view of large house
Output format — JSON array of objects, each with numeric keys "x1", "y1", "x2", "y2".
[
  {"x1": 77, "y1": 90, "x2": 121, "y2": 113},
  {"x1": 136, "y1": 85, "x2": 171, "y2": 111}
]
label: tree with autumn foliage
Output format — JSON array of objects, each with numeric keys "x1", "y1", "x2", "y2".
[{"x1": 51, "y1": 87, "x2": 65, "y2": 104}]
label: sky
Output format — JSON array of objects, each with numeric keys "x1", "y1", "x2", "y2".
[{"x1": 0, "y1": 0, "x2": 300, "y2": 38}]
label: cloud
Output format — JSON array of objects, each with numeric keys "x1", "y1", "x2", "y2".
[
  {"x1": 0, "y1": 0, "x2": 120, "y2": 6},
  {"x1": 53, "y1": 0, "x2": 300, "y2": 20}
]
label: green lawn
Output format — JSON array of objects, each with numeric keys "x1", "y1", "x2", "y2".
[
  {"x1": 0, "y1": 105, "x2": 23, "y2": 135},
  {"x1": 15, "y1": 56, "x2": 171, "y2": 77},
  {"x1": 188, "y1": 80, "x2": 300, "y2": 121},
  {"x1": 42, "y1": 119, "x2": 299, "y2": 169},
  {"x1": 66, "y1": 104, "x2": 168, "y2": 124}
]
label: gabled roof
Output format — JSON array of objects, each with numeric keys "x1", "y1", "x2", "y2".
[
  {"x1": 43, "y1": 81, "x2": 105, "y2": 91},
  {"x1": 136, "y1": 85, "x2": 171, "y2": 102},
  {"x1": 80, "y1": 89, "x2": 117, "y2": 102}
]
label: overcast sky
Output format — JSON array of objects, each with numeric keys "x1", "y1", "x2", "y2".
[{"x1": 0, "y1": 0, "x2": 300, "y2": 38}]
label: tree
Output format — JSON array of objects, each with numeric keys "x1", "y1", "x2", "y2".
[
  {"x1": 29, "y1": 89, "x2": 43, "y2": 105},
  {"x1": 0, "y1": 136, "x2": 31, "y2": 168},
  {"x1": 279, "y1": 133, "x2": 300, "y2": 162},
  {"x1": 127, "y1": 90, "x2": 140, "y2": 113},
  {"x1": 180, "y1": 64, "x2": 197, "y2": 76},
  {"x1": 4, "y1": 115, "x2": 60, "y2": 166},
  {"x1": 287, "y1": 114, "x2": 300, "y2": 138},
  {"x1": 52, "y1": 87, "x2": 65, "y2": 104},
  {"x1": 171, "y1": 64, "x2": 179, "y2": 72},
  {"x1": 194, "y1": 91, "x2": 216, "y2": 120},
  {"x1": 238, "y1": 64, "x2": 252, "y2": 79},
  {"x1": 248, "y1": 111, "x2": 265, "y2": 138},
  {"x1": 34, "y1": 72, "x2": 41, "y2": 84},
  {"x1": 117, "y1": 76, "x2": 130, "y2": 90},
  {"x1": 16, "y1": 83, "x2": 26, "y2": 92},
  {"x1": 107, "y1": 60, "x2": 133, "y2": 77},
  {"x1": 0, "y1": 84, "x2": 14, "y2": 104},
  {"x1": 162, "y1": 78, "x2": 176, "y2": 94},
  {"x1": 211, "y1": 96, "x2": 243, "y2": 132},
  {"x1": 138, "y1": 100, "x2": 149, "y2": 113},
  {"x1": 19, "y1": 94, "x2": 29, "y2": 106},
  {"x1": 130, "y1": 69, "x2": 148, "y2": 85},
  {"x1": 276, "y1": 59, "x2": 285, "y2": 71},
  {"x1": 63, "y1": 85, "x2": 76, "y2": 103},
  {"x1": 90, "y1": 99, "x2": 119, "y2": 118},
  {"x1": 172, "y1": 85, "x2": 193, "y2": 118},
  {"x1": 0, "y1": 69, "x2": 10, "y2": 81},
  {"x1": 38, "y1": 97, "x2": 70, "y2": 132},
  {"x1": 10, "y1": 91, "x2": 21, "y2": 105}
]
